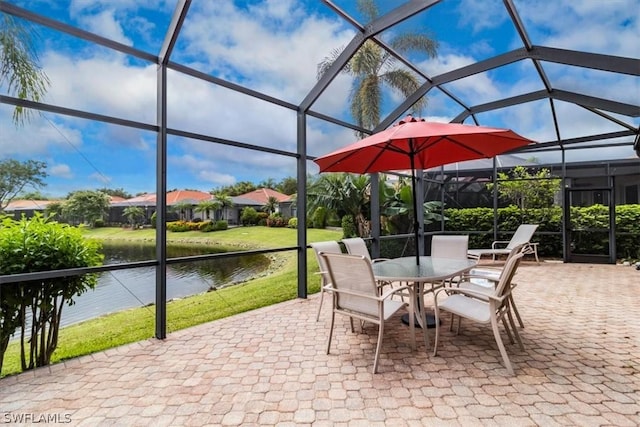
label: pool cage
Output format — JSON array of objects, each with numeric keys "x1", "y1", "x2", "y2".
[{"x1": 0, "y1": 0, "x2": 638, "y2": 339}]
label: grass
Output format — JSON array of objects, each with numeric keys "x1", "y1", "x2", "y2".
[{"x1": 0, "y1": 226, "x2": 342, "y2": 378}]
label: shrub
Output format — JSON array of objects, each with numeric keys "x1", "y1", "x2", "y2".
[
  {"x1": 257, "y1": 212, "x2": 269, "y2": 226},
  {"x1": 214, "y1": 220, "x2": 228, "y2": 231},
  {"x1": 312, "y1": 206, "x2": 327, "y2": 229},
  {"x1": 150, "y1": 211, "x2": 157, "y2": 229},
  {"x1": 199, "y1": 221, "x2": 216, "y2": 232},
  {"x1": 93, "y1": 218, "x2": 105, "y2": 228},
  {"x1": 0, "y1": 214, "x2": 103, "y2": 375},
  {"x1": 341, "y1": 215, "x2": 357, "y2": 238},
  {"x1": 166, "y1": 221, "x2": 192, "y2": 232},
  {"x1": 287, "y1": 218, "x2": 298, "y2": 228},
  {"x1": 266, "y1": 213, "x2": 287, "y2": 227},
  {"x1": 241, "y1": 207, "x2": 259, "y2": 226}
]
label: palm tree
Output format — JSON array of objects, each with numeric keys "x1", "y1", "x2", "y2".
[
  {"x1": 317, "y1": 0, "x2": 438, "y2": 137},
  {"x1": 0, "y1": 7, "x2": 50, "y2": 125},
  {"x1": 170, "y1": 201, "x2": 192, "y2": 221},
  {"x1": 262, "y1": 196, "x2": 279, "y2": 215},
  {"x1": 194, "y1": 199, "x2": 221, "y2": 221},
  {"x1": 214, "y1": 194, "x2": 234, "y2": 220},
  {"x1": 123, "y1": 206, "x2": 145, "y2": 228}
]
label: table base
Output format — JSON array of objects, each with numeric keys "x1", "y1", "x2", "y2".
[{"x1": 401, "y1": 313, "x2": 440, "y2": 329}]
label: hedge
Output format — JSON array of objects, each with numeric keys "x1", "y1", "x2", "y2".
[{"x1": 443, "y1": 204, "x2": 640, "y2": 259}]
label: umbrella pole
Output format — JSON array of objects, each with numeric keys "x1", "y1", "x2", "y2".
[{"x1": 409, "y1": 146, "x2": 420, "y2": 265}]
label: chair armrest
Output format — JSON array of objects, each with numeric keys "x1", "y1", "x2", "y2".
[
  {"x1": 434, "y1": 286, "x2": 490, "y2": 300},
  {"x1": 491, "y1": 240, "x2": 510, "y2": 249},
  {"x1": 380, "y1": 284, "x2": 411, "y2": 300}
]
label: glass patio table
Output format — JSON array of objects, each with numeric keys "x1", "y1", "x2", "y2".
[{"x1": 372, "y1": 256, "x2": 477, "y2": 347}]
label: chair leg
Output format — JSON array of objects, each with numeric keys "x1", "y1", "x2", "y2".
[
  {"x1": 373, "y1": 321, "x2": 384, "y2": 374},
  {"x1": 506, "y1": 308, "x2": 525, "y2": 351},
  {"x1": 490, "y1": 313, "x2": 514, "y2": 375},
  {"x1": 433, "y1": 306, "x2": 440, "y2": 357},
  {"x1": 509, "y1": 295, "x2": 525, "y2": 328},
  {"x1": 326, "y1": 311, "x2": 335, "y2": 355},
  {"x1": 316, "y1": 288, "x2": 325, "y2": 322},
  {"x1": 502, "y1": 316, "x2": 515, "y2": 345}
]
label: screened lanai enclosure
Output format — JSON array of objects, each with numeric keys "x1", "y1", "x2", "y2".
[{"x1": 1, "y1": 0, "x2": 638, "y2": 339}]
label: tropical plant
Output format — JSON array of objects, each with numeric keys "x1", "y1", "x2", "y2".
[
  {"x1": 381, "y1": 177, "x2": 444, "y2": 234},
  {"x1": 317, "y1": 0, "x2": 438, "y2": 137},
  {"x1": 123, "y1": 206, "x2": 145, "y2": 228},
  {"x1": 0, "y1": 7, "x2": 50, "y2": 124},
  {"x1": 308, "y1": 173, "x2": 371, "y2": 237},
  {"x1": 0, "y1": 214, "x2": 103, "y2": 374}
]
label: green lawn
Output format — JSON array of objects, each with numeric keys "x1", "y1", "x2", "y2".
[{"x1": 0, "y1": 226, "x2": 342, "y2": 378}]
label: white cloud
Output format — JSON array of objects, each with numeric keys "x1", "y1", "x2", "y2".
[
  {"x1": 180, "y1": 1, "x2": 355, "y2": 104},
  {"x1": 49, "y1": 163, "x2": 74, "y2": 179},
  {"x1": 42, "y1": 51, "x2": 157, "y2": 123},
  {"x1": 514, "y1": 0, "x2": 639, "y2": 57},
  {"x1": 0, "y1": 112, "x2": 83, "y2": 158},
  {"x1": 80, "y1": 9, "x2": 132, "y2": 45},
  {"x1": 456, "y1": 0, "x2": 507, "y2": 33}
]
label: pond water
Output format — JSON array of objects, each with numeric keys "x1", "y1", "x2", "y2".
[{"x1": 61, "y1": 241, "x2": 271, "y2": 327}]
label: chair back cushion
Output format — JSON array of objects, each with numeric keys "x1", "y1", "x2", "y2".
[
  {"x1": 321, "y1": 252, "x2": 379, "y2": 317},
  {"x1": 506, "y1": 224, "x2": 538, "y2": 250},
  {"x1": 341, "y1": 238, "x2": 372, "y2": 262},
  {"x1": 431, "y1": 235, "x2": 469, "y2": 259}
]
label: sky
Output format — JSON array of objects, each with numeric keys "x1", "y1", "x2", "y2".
[{"x1": 0, "y1": 0, "x2": 638, "y2": 198}]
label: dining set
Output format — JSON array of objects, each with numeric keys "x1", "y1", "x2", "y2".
[{"x1": 310, "y1": 235, "x2": 531, "y2": 375}]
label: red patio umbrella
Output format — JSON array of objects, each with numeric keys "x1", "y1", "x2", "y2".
[{"x1": 313, "y1": 115, "x2": 534, "y2": 264}]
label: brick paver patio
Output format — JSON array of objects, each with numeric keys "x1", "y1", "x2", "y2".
[{"x1": 1, "y1": 262, "x2": 639, "y2": 426}]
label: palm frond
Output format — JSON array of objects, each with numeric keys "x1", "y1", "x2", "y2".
[
  {"x1": 357, "y1": 0, "x2": 379, "y2": 23},
  {"x1": 390, "y1": 33, "x2": 439, "y2": 58},
  {"x1": 380, "y1": 69, "x2": 426, "y2": 115},
  {"x1": 316, "y1": 46, "x2": 350, "y2": 80}
]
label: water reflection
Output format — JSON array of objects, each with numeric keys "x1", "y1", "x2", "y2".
[{"x1": 62, "y1": 242, "x2": 270, "y2": 326}]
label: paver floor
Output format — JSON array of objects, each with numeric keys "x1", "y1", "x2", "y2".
[{"x1": 1, "y1": 262, "x2": 639, "y2": 426}]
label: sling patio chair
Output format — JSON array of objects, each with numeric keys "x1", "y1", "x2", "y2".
[
  {"x1": 467, "y1": 224, "x2": 539, "y2": 263},
  {"x1": 309, "y1": 241, "x2": 343, "y2": 322},
  {"x1": 459, "y1": 243, "x2": 528, "y2": 328},
  {"x1": 341, "y1": 237, "x2": 398, "y2": 294},
  {"x1": 433, "y1": 245, "x2": 527, "y2": 375},
  {"x1": 320, "y1": 252, "x2": 414, "y2": 374}
]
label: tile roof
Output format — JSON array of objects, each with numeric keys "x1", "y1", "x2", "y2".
[
  {"x1": 3, "y1": 199, "x2": 61, "y2": 211},
  {"x1": 236, "y1": 188, "x2": 291, "y2": 204}
]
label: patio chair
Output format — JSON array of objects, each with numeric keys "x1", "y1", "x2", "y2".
[
  {"x1": 310, "y1": 241, "x2": 343, "y2": 322},
  {"x1": 342, "y1": 237, "x2": 396, "y2": 293},
  {"x1": 433, "y1": 245, "x2": 526, "y2": 375},
  {"x1": 467, "y1": 224, "x2": 539, "y2": 263},
  {"x1": 460, "y1": 243, "x2": 528, "y2": 328},
  {"x1": 341, "y1": 237, "x2": 389, "y2": 264},
  {"x1": 320, "y1": 252, "x2": 411, "y2": 374},
  {"x1": 429, "y1": 234, "x2": 475, "y2": 289}
]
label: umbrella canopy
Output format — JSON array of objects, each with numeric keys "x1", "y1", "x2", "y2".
[
  {"x1": 313, "y1": 115, "x2": 534, "y2": 264},
  {"x1": 314, "y1": 116, "x2": 533, "y2": 174}
]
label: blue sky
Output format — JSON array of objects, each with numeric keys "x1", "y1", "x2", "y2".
[{"x1": 1, "y1": 0, "x2": 638, "y2": 198}]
